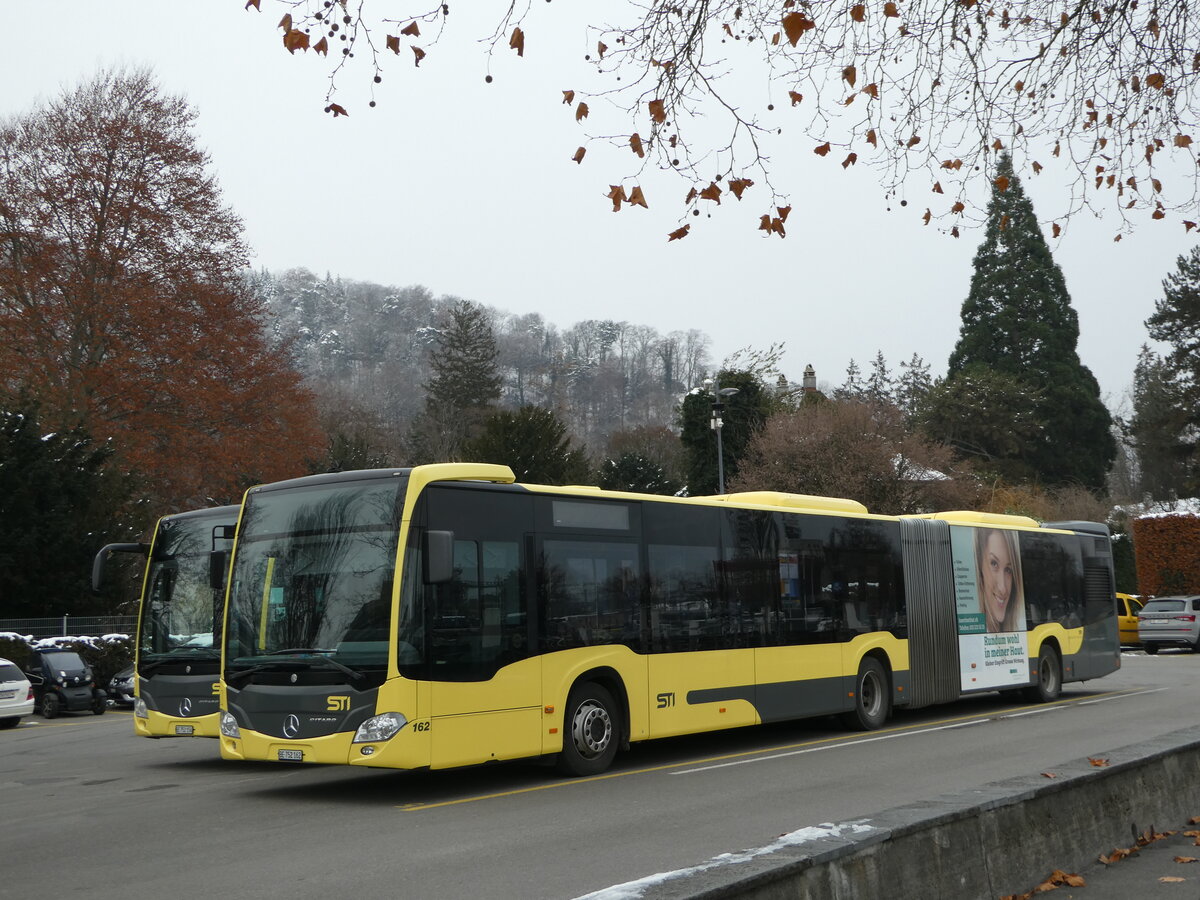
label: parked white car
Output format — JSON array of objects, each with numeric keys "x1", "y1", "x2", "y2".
[
  {"x1": 0, "y1": 657, "x2": 34, "y2": 728},
  {"x1": 1138, "y1": 595, "x2": 1200, "y2": 654}
]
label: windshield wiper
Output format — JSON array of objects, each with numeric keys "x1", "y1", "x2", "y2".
[{"x1": 226, "y1": 653, "x2": 363, "y2": 686}]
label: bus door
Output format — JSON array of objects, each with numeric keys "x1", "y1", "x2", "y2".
[{"x1": 426, "y1": 534, "x2": 542, "y2": 768}]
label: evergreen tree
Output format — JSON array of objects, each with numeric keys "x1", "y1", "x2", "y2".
[
  {"x1": 1141, "y1": 246, "x2": 1200, "y2": 495},
  {"x1": 678, "y1": 369, "x2": 772, "y2": 495},
  {"x1": 865, "y1": 351, "x2": 894, "y2": 407},
  {"x1": 414, "y1": 299, "x2": 502, "y2": 459},
  {"x1": 464, "y1": 406, "x2": 590, "y2": 484},
  {"x1": 1125, "y1": 345, "x2": 1195, "y2": 498},
  {"x1": 941, "y1": 154, "x2": 1114, "y2": 490},
  {"x1": 895, "y1": 353, "x2": 933, "y2": 421},
  {"x1": 597, "y1": 453, "x2": 680, "y2": 495},
  {"x1": 834, "y1": 359, "x2": 864, "y2": 400},
  {"x1": 0, "y1": 405, "x2": 137, "y2": 617}
]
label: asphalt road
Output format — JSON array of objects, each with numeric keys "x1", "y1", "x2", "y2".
[{"x1": 2, "y1": 650, "x2": 1196, "y2": 900}]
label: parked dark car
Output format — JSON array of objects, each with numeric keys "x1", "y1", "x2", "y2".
[
  {"x1": 107, "y1": 663, "x2": 135, "y2": 708},
  {"x1": 25, "y1": 649, "x2": 106, "y2": 718}
]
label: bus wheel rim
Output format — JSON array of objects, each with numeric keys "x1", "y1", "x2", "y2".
[
  {"x1": 861, "y1": 672, "x2": 881, "y2": 716},
  {"x1": 573, "y1": 701, "x2": 612, "y2": 757}
]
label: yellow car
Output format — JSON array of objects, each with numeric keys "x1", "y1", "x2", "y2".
[{"x1": 1117, "y1": 592, "x2": 1143, "y2": 646}]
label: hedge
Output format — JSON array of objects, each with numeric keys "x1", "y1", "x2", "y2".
[{"x1": 1131, "y1": 514, "x2": 1200, "y2": 597}]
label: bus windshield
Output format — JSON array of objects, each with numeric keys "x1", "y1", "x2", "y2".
[
  {"x1": 140, "y1": 510, "x2": 235, "y2": 663},
  {"x1": 223, "y1": 475, "x2": 406, "y2": 682}
]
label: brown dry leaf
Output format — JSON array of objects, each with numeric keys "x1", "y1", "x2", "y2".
[
  {"x1": 1153, "y1": 208, "x2": 1167, "y2": 220},
  {"x1": 777, "y1": 205, "x2": 792, "y2": 222},
  {"x1": 576, "y1": 102, "x2": 589, "y2": 122},
  {"x1": 509, "y1": 27, "x2": 525, "y2": 56},
  {"x1": 951, "y1": 226, "x2": 960, "y2": 238},
  {"x1": 1153, "y1": 178, "x2": 1163, "y2": 192},
  {"x1": 842, "y1": 153, "x2": 858, "y2": 168},
  {"x1": 1032, "y1": 161, "x2": 1043, "y2": 174},
  {"x1": 400, "y1": 21, "x2": 420, "y2": 36},
  {"x1": 313, "y1": 37, "x2": 329, "y2": 55},
  {"x1": 789, "y1": 91, "x2": 804, "y2": 105},
  {"x1": 1185, "y1": 221, "x2": 1198, "y2": 232},
  {"x1": 386, "y1": 34, "x2": 401, "y2": 54},
  {"x1": 842, "y1": 66, "x2": 857, "y2": 87},
  {"x1": 922, "y1": 208, "x2": 932, "y2": 225},
  {"x1": 1161, "y1": 877, "x2": 1186, "y2": 883},
  {"x1": 728, "y1": 178, "x2": 753, "y2": 199},
  {"x1": 606, "y1": 185, "x2": 627, "y2": 211},
  {"x1": 328, "y1": 103, "x2": 348, "y2": 117},
  {"x1": 862, "y1": 83, "x2": 879, "y2": 98},
  {"x1": 1147, "y1": 73, "x2": 1166, "y2": 90},
  {"x1": 628, "y1": 186, "x2": 648, "y2": 209},
  {"x1": 597, "y1": 41, "x2": 608, "y2": 58},
  {"x1": 649, "y1": 99, "x2": 667, "y2": 124},
  {"x1": 1188, "y1": 817, "x2": 1200, "y2": 825},
  {"x1": 245, "y1": 0, "x2": 261, "y2": 10},
  {"x1": 941, "y1": 159, "x2": 963, "y2": 170},
  {"x1": 1088, "y1": 757, "x2": 1109, "y2": 767},
  {"x1": 1041, "y1": 772, "x2": 1058, "y2": 779},
  {"x1": 883, "y1": 1, "x2": 899, "y2": 16},
  {"x1": 1176, "y1": 134, "x2": 1194, "y2": 148},
  {"x1": 1052, "y1": 223, "x2": 1062, "y2": 237},
  {"x1": 1114, "y1": 234, "x2": 1122, "y2": 242},
  {"x1": 932, "y1": 181, "x2": 943, "y2": 193},
  {"x1": 850, "y1": 4, "x2": 866, "y2": 21},
  {"x1": 571, "y1": 147, "x2": 586, "y2": 164},
  {"x1": 906, "y1": 135, "x2": 921, "y2": 148},
  {"x1": 951, "y1": 201, "x2": 965, "y2": 214},
  {"x1": 412, "y1": 46, "x2": 426, "y2": 66},
  {"x1": 814, "y1": 142, "x2": 832, "y2": 156},
  {"x1": 685, "y1": 187, "x2": 698, "y2": 204},
  {"x1": 1175, "y1": 857, "x2": 1200, "y2": 864},
  {"x1": 667, "y1": 224, "x2": 690, "y2": 241},
  {"x1": 758, "y1": 214, "x2": 773, "y2": 233},
  {"x1": 866, "y1": 129, "x2": 877, "y2": 147},
  {"x1": 992, "y1": 138, "x2": 1004, "y2": 151},
  {"x1": 631, "y1": 133, "x2": 645, "y2": 158},
  {"x1": 278, "y1": 13, "x2": 293, "y2": 31},
  {"x1": 1099, "y1": 847, "x2": 1135, "y2": 864},
  {"x1": 283, "y1": 29, "x2": 310, "y2": 53},
  {"x1": 782, "y1": 12, "x2": 816, "y2": 45},
  {"x1": 699, "y1": 182, "x2": 723, "y2": 204},
  {"x1": 562, "y1": 90, "x2": 575, "y2": 105},
  {"x1": 994, "y1": 175, "x2": 1010, "y2": 192}
]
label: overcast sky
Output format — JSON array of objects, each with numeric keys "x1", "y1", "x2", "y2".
[{"x1": 6, "y1": 2, "x2": 1197, "y2": 408}]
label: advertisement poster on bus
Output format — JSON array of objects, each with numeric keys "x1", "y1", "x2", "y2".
[{"x1": 950, "y1": 526, "x2": 1029, "y2": 691}]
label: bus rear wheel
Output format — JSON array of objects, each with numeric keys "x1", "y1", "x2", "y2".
[
  {"x1": 841, "y1": 657, "x2": 889, "y2": 731},
  {"x1": 557, "y1": 682, "x2": 619, "y2": 777},
  {"x1": 1024, "y1": 645, "x2": 1062, "y2": 702}
]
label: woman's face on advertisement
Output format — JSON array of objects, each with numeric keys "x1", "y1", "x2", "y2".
[{"x1": 982, "y1": 532, "x2": 1015, "y2": 627}]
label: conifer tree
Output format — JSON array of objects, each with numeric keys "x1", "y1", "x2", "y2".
[{"x1": 941, "y1": 154, "x2": 1114, "y2": 490}]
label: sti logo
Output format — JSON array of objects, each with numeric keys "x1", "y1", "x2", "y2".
[{"x1": 326, "y1": 695, "x2": 351, "y2": 712}]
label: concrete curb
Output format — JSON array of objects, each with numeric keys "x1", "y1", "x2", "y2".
[{"x1": 638, "y1": 725, "x2": 1200, "y2": 899}]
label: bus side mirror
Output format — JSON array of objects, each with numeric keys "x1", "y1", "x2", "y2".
[
  {"x1": 210, "y1": 550, "x2": 229, "y2": 591},
  {"x1": 423, "y1": 531, "x2": 454, "y2": 585},
  {"x1": 91, "y1": 542, "x2": 148, "y2": 593},
  {"x1": 213, "y1": 524, "x2": 236, "y2": 545}
]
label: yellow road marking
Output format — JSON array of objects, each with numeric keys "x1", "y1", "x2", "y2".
[{"x1": 397, "y1": 687, "x2": 1136, "y2": 811}]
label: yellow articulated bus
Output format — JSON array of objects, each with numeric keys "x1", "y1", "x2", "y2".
[
  {"x1": 218, "y1": 464, "x2": 1119, "y2": 775},
  {"x1": 94, "y1": 505, "x2": 239, "y2": 738}
]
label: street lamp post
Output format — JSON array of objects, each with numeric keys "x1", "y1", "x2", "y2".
[{"x1": 703, "y1": 377, "x2": 740, "y2": 494}]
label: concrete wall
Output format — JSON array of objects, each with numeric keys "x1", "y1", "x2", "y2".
[{"x1": 640, "y1": 726, "x2": 1200, "y2": 899}]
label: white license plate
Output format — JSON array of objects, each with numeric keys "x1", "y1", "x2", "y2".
[
  {"x1": 174, "y1": 724, "x2": 195, "y2": 736},
  {"x1": 0, "y1": 690, "x2": 14, "y2": 699},
  {"x1": 278, "y1": 749, "x2": 303, "y2": 762}
]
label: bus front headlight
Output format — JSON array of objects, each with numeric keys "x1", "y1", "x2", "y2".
[
  {"x1": 219, "y1": 710, "x2": 241, "y2": 738},
  {"x1": 353, "y1": 712, "x2": 408, "y2": 743},
  {"x1": 134, "y1": 698, "x2": 148, "y2": 719}
]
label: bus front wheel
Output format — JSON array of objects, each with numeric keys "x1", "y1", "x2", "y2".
[
  {"x1": 557, "y1": 682, "x2": 619, "y2": 777},
  {"x1": 1024, "y1": 645, "x2": 1062, "y2": 703},
  {"x1": 841, "y1": 658, "x2": 889, "y2": 731}
]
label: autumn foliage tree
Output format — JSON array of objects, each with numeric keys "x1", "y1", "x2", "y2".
[
  {"x1": 248, "y1": 0, "x2": 1200, "y2": 239},
  {"x1": 0, "y1": 69, "x2": 323, "y2": 510},
  {"x1": 731, "y1": 399, "x2": 981, "y2": 515}
]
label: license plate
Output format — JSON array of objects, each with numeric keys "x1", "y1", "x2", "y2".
[
  {"x1": 174, "y1": 724, "x2": 195, "y2": 736},
  {"x1": 278, "y1": 749, "x2": 303, "y2": 762},
  {"x1": 0, "y1": 690, "x2": 14, "y2": 699}
]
